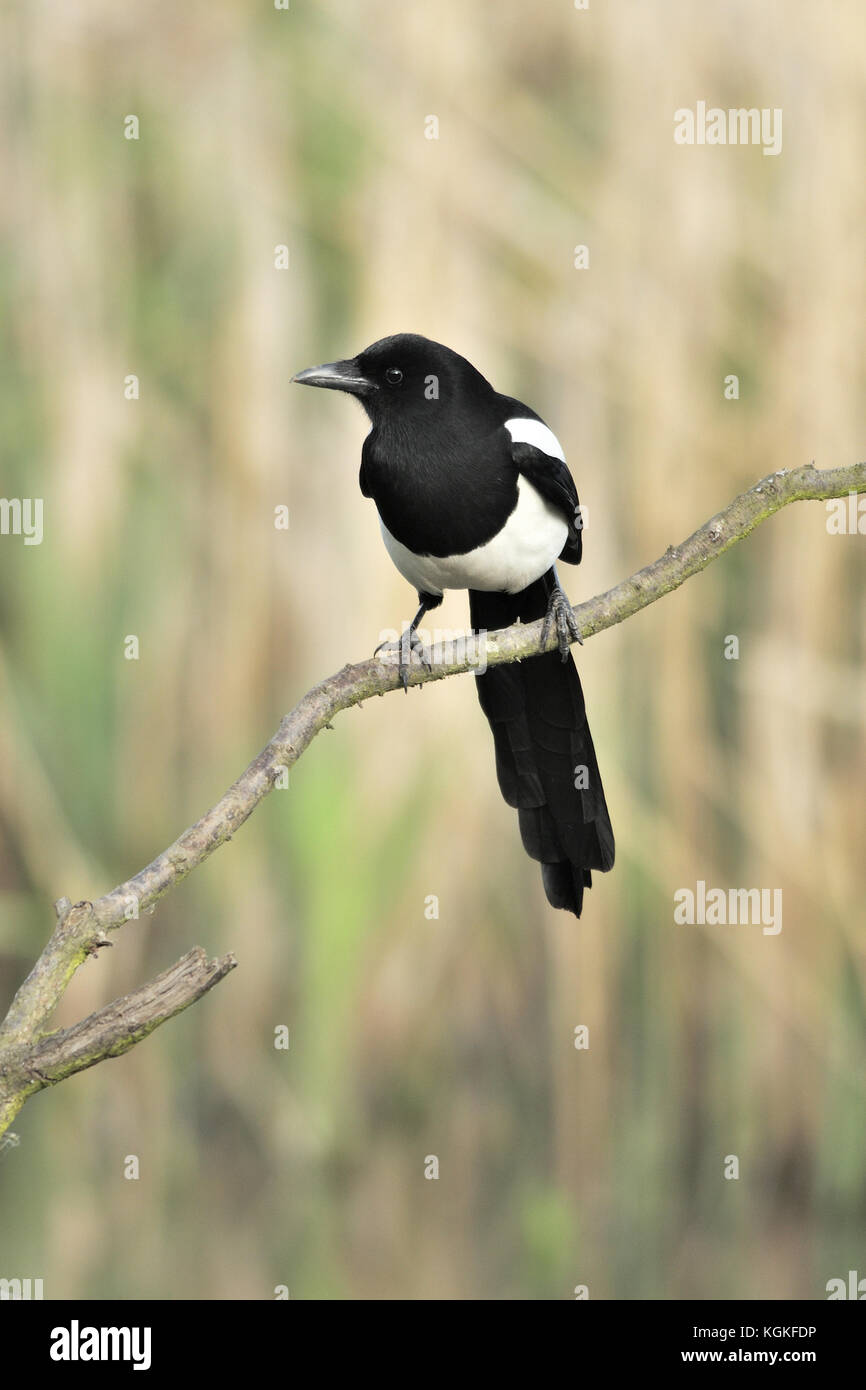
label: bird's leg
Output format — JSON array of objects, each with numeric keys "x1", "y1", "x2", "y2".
[
  {"x1": 541, "y1": 580, "x2": 583, "y2": 661},
  {"x1": 374, "y1": 593, "x2": 438, "y2": 692},
  {"x1": 399, "y1": 600, "x2": 433, "y2": 688}
]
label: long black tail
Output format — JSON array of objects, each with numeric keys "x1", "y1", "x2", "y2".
[{"x1": 469, "y1": 570, "x2": 614, "y2": 916}]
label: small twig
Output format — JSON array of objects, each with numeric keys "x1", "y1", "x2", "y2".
[{"x1": 0, "y1": 950, "x2": 236, "y2": 1134}]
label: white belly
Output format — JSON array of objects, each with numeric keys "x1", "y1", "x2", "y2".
[{"x1": 379, "y1": 476, "x2": 568, "y2": 596}]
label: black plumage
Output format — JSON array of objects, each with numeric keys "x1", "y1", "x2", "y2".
[{"x1": 294, "y1": 333, "x2": 615, "y2": 915}]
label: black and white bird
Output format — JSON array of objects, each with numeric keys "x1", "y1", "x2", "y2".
[{"x1": 293, "y1": 333, "x2": 614, "y2": 916}]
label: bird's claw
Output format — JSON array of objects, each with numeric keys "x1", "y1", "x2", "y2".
[
  {"x1": 374, "y1": 628, "x2": 432, "y2": 691},
  {"x1": 541, "y1": 588, "x2": 583, "y2": 661}
]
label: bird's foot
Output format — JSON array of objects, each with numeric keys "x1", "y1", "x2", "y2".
[
  {"x1": 374, "y1": 628, "x2": 432, "y2": 692},
  {"x1": 541, "y1": 587, "x2": 583, "y2": 661}
]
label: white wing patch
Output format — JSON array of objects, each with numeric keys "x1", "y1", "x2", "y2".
[{"x1": 504, "y1": 416, "x2": 566, "y2": 463}]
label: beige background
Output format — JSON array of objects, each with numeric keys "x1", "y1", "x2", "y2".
[{"x1": 0, "y1": 0, "x2": 864, "y2": 1298}]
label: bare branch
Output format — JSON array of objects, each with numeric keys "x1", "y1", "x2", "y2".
[
  {"x1": 88, "y1": 462, "x2": 866, "y2": 931},
  {"x1": 0, "y1": 949, "x2": 236, "y2": 1134},
  {"x1": 0, "y1": 459, "x2": 862, "y2": 1138}
]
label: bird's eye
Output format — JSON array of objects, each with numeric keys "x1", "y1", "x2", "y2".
[{"x1": 385, "y1": 367, "x2": 403, "y2": 386}]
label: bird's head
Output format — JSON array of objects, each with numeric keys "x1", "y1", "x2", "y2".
[{"x1": 292, "y1": 333, "x2": 494, "y2": 427}]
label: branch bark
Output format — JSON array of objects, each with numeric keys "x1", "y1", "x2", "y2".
[
  {"x1": 0, "y1": 460, "x2": 863, "y2": 1138},
  {"x1": 0, "y1": 949, "x2": 236, "y2": 1134}
]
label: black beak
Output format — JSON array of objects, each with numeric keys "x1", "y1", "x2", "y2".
[{"x1": 292, "y1": 358, "x2": 375, "y2": 397}]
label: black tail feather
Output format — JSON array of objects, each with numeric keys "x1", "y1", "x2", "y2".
[{"x1": 469, "y1": 571, "x2": 614, "y2": 917}]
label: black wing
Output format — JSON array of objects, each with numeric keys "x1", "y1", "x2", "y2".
[
  {"x1": 359, "y1": 432, "x2": 374, "y2": 498},
  {"x1": 509, "y1": 440, "x2": 583, "y2": 565}
]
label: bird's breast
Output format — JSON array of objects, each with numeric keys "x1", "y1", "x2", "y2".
[
  {"x1": 362, "y1": 426, "x2": 517, "y2": 556},
  {"x1": 379, "y1": 476, "x2": 568, "y2": 596}
]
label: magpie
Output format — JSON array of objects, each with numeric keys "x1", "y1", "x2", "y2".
[{"x1": 293, "y1": 333, "x2": 614, "y2": 916}]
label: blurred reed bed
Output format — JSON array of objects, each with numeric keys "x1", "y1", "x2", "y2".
[{"x1": 0, "y1": 0, "x2": 863, "y2": 1298}]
